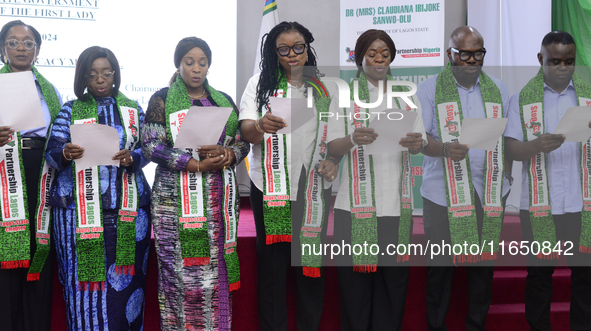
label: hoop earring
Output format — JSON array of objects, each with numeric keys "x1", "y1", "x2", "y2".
[{"x1": 176, "y1": 68, "x2": 180, "y2": 73}]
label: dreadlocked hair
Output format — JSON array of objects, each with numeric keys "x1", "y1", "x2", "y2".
[{"x1": 255, "y1": 21, "x2": 323, "y2": 114}]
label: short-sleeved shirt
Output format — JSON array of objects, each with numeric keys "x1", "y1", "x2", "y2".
[
  {"x1": 239, "y1": 73, "x2": 334, "y2": 199},
  {"x1": 417, "y1": 72, "x2": 511, "y2": 208},
  {"x1": 504, "y1": 80, "x2": 581, "y2": 215},
  {"x1": 327, "y1": 80, "x2": 426, "y2": 217}
]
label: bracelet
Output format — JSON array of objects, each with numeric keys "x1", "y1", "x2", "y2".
[
  {"x1": 417, "y1": 139, "x2": 427, "y2": 153},
  {"x1": 504, "y1": 172, "x2": 514, "y2": 186},
  {"x1": 326, "y1": 158, "x2": 339, "y2": 167},
  {"x1": 442, "y1": 142, "x2": 450, "y2": 158},
  {"x1": 128, "y1": 154, "x2": 134, "y2": 165},
  {"x1": 62, "y1": 148, "x2": 72, "y2": 161},
  {"x1": 350, "y1": 133, "x2": 358, "y2": 146},
  {"x1": 255, "y1": 118, "x2": 265, "y2": 133},
  {"x1": 197, "y1": 159, "x2": 200, "y2": 172}
]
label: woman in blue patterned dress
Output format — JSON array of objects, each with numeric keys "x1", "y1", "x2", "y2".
[
  {"x1": 141, "y1": 37, "x2": 249, "y2": 330},
  {"x1": 45, "y1": 46, "x2": 151, "y2": 330}
]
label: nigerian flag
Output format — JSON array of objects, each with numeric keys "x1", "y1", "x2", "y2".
[
  {"x1": 247, "y1": 0, "x2": 278, "y2": 175},
  {"x1": 253, "y1": 0, "x2": 279, "y2": 75}
]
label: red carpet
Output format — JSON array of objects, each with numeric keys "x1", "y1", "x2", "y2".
[{"x1": 50, "y1": 199, "x2": 572, "y2": 330}]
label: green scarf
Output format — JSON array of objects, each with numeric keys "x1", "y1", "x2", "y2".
[
  {"x1": 297, "y1": 75, "x2": 331, "y2": 278},
  {"x1": 343, "y1": 71, "x2": 414, "y2": 271},
  {"x1": 434, "y1": 63, "x2": 505, "y2": 263},
  {"x1": 71, "y1": 92, "x2": 139, "y2": 290},
  {"x1": 0, "y1": 65, "x2": 60, "y2": 282},
  {"x1": 260, "y1": 74, "x2": 291, "y2": 244},
  {"x1": 519, "y1": 68, "x2": 591, "y2": 258},
  {"x1": 257, "y1": 72, "x2": 332, "y2": 278},
  {"x1": 165, "y1": 75, "x2": 241, "y2": 290}
]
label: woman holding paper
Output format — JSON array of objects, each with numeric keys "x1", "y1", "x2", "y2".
[
  {"x1": 239, "y1": 21, "x2": 338, "y2": 330},
  {"x1": 0, "y1": 20, "x2": 63, "y2": 331},
  {"x1": 45, "y1": 46, "x2": 151, "y2": 331},
  {"x1": 326, "y1": 29, "x2": 426, "y2": 330},
  {"x1": 141, "y1": 36, "x2": 249, "y2": 330}
]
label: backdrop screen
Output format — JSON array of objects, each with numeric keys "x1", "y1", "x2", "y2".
[{"x1": 1, "y1": 0, "x2": 238, "y2": 184}]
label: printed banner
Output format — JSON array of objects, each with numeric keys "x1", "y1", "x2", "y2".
[
  {"x1": 340, "y1": 0, "x2": 445, "y2": 68},
  {"x1": 340, "y1": 0, "x2": 444, "y2": 209}
]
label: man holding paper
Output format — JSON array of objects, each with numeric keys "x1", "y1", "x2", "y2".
[
  {"x1": 416, "y1": 26, "x2": 511, "y2": 330},
  {"x1": 504, "y1": 31, "x2": 591, "y2": 331}
]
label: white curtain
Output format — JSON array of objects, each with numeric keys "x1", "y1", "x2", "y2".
[{"x1": 468, "y1": 0, "x2": 551, "y2": 212}]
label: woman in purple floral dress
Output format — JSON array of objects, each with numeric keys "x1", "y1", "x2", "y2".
[{"x1": 141, "y1": 37, "x2": 249, "y2": 330}]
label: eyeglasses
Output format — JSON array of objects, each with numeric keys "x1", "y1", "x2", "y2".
[
  {"x1": 276, "y1": 44, "x2": 306, "y2": 57},
  {"x1": 4, "y1": 39, "x2": 36, "y2": 50},
  {"x1": 450, "y1": 47, "x2": 487, "y2": 61},
  {"x1": 87, "y1": 71, "x2": 115, "y2": 81}
]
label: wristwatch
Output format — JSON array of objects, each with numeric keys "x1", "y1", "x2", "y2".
[{"x1": 416, "y1": 139, "x2": 427, "y2": 153}]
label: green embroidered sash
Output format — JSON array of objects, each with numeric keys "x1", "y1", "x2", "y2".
[
  {"x1": 298, "y1": 76, "x2": 331, "y2": 278},
  {"x1": 260, "y1": 75, "x2": 291, "y2": 244},
  {"x1": 257, "y1": 73, "x2": 332, "y2": 278},
  {"x1": 434, "y1": 64, "x2": 505, "y2": 263},
  {"x1": 0, "y1": 65, "x2": 60, "y2": 282},
  {"x1": 343, "y1": 72, "x2": 415, "y2": 271},
  {"x1": 71, "y1": 92, "x2": 139, "y2": 290}
]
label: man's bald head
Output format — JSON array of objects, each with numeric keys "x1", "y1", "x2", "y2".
[
  {"x1": 448, "y1": 26, "x2": 484, "y2": 50},
  {"x1": 446, "y1": 26, "x2": 485, "y2": 89}
]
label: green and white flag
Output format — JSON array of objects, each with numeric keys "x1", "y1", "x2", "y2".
[{"x1": 253, "y1": 0, "x2": 279, "y2": 75}]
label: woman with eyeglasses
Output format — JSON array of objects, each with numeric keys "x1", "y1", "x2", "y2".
[
  {"x1": 141, "y1": 37, "x2": 249, "y2": 330},
  {"x1": 240, "y1": 21, "x2": 338, "y2": 330},
  {"x1": 326, "y1": 29, "x2": 426, "y2": 330},
  {"x1": 45, "y1": 46, "x2": 151, "y2": 331},
  {"x1": 0, "y1": 20, "x2": 63, "y2": 331}
]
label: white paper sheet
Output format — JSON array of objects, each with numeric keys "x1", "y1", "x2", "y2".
[
  {"x1": 269, "y1": 97, "x2": 312, "y2": 134},
  {"x1": 554, "y1": 106, "x2": 591, "y2": 142},
  {"x1": 459, "y1": 118, "x2": 508, "y2": 150},
  {"x1": 365, "y1": 109, "x2": 418, "y2": 155},
  {"x1": 71, "y1": 123, "x2": 120, "y2": 169},
  {"x1": 173, "y1": 106, "x2": 233, "y2": 149},
  {"x1": 0, "y1": 71, "x2": 46, "y2": 132}
]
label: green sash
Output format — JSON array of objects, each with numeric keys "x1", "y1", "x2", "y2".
[
  {"x1": 0, "y1": 65, "x2": 60, "y2": 282},
  {"x1": 343, "y1": 72, "x2": 415, "y2": 271},
  {"x1": 71, "y1": 92, "x2": 139, "y2": 290},
  {"x1": 434, "y1": 64, "x2": 505, "y2": 263},
  {"x1": 298, "y1": 76, "x2": 331, "y2": 278},
  {"x1": 260, "y1": 75, "x2": 291, "y2": 244},
  {"x1": 257, "y1": 73, "x2": 332, "y2": 278}
]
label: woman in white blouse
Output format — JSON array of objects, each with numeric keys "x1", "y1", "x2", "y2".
[
  {"x1": 326, "y1": 29, "x2": 426, "y2": 331},
  {"x1": 239, "y1": 21, "x2": 338, "y2": 330}
]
